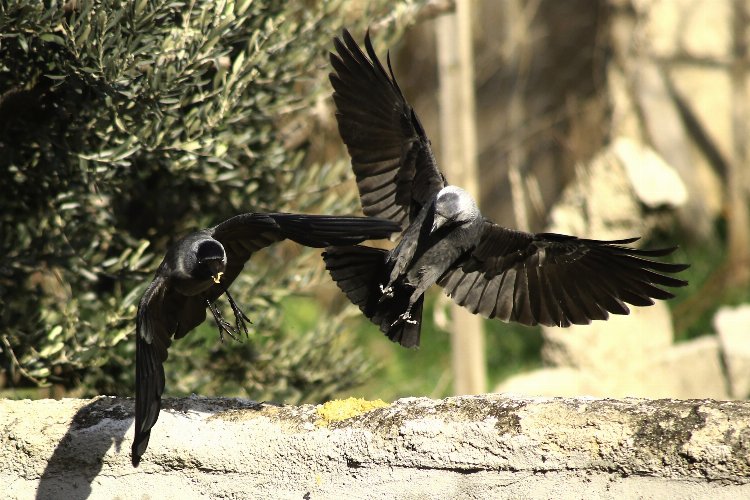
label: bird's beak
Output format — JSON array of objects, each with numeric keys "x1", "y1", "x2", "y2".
[
  {"x1": 431, "y1": 213, "x2": 448, "y2": 233},
  {"x1": 205, "y1": 259, "x2": 224, "y2": 284}
]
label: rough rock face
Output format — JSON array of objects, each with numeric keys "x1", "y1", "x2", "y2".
[
  {"x1": 715, "y1": 305, "x2": 750, "y2": 399},
  {"x1": 2, "y1": 395, "x2": 750, "y2": 499}
]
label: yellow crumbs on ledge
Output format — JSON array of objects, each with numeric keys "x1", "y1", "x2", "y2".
[{"x1": 316, "y1": 397, "x2": 390, "y2": 426}]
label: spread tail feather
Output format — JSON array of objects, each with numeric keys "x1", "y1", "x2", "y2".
[{"x1": 323, "y1": 245, "x2": 422, "y2": 348}]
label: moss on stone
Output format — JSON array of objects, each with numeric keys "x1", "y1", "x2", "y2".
[{"x1": 316, "y1": 397, "x2": 390, "y2": 427}]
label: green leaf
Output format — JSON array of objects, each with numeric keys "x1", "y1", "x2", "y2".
[
  {"x1": 39, "y1": 341, "x2": 65, "y2": 358},
  {"x1": 75, "y1": 24, "x2": 91, "y2": 46},
  {"x1": 49, "y1": 326, "x2": 63, "y2": 341},
  {"x1": 128, "y1": 240, "x2": 151, "y2": 269},
  {"x1": 181, "y1": 140, "x2": 201, "y2": 152},
  {"x1": 40, "y1": 33, "x2": 65, "y2": 45}
]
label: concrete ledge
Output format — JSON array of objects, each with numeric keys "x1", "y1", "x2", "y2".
[{"x1": 3, "y1": 395, "x2": 750, "y2": 499}]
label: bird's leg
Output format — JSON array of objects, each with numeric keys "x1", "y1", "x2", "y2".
[
  {"x1": 390, "y1": 284, "x2": 426, "y2": 326},
  {"x1": 205, "y1": 299, "x2": 239, "y2": 343},
  {"x1": 224, "y1": 289, "x2": 252, "y2": 339},
  {"x1": 380, "y1": 259, "x2": 407, "y2": 301}
]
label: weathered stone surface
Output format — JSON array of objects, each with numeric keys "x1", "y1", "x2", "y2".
[
  {"x1": 495, "y1": 367, "x2": 599, "y2": 398},
  {"x1": 632, "y1": 59, "x2": 722, "y2": 238},
  {"x1": 545, "y1": 137, "x2": 690, "y2": 244},
  {"x1": 650, "y1": 335, "x2": 731, "y2": 400},
  {"x1": 500, "y1": 332, "x2": 730, "y2": 400},
  {"x1": 546, "y1": 146, "x2": 645, "y2": 240},
  {"x1": 541, "y1": 302, "x2": 674, "y2": 374},
  {"x1": 613, "y1": 137, "x2": 688, "y2": 208},
  {"x1": 637, "y1": 0, "x2": 732, "y2": 61},
  {"x1": 715, "y1": 304, "x2": 750, "y2": 399},
  {"x1": 2, "y1": 395, "x2": 750, "y2": 499},
  {"x1": 626, "y1": 56, "x2": 720, "y2": 236},
  {"x1": 669, "y1": 65, "x2": 734, "y2": 165}
]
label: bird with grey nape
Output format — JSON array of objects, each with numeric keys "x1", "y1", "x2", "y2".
[
  {"x1": 132, "y1": 212, "x2": 400, "y2": 467},
  {"x1": 323, "y1": 29, "x2": 689, "y2": 349}
]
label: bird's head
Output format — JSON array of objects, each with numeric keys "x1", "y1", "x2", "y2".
[
  {"x1": 431, "y1": 186, "x2": 480, "y2": 233},
  {"x1": 195, "y1": 240, "x2": 227, "y2": 284}
]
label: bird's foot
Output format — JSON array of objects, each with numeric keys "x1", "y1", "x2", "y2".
[
  {"x1": 225, "y1": 290, "x2": 253, "y2": 339},
  {"x1": 206, "y1": 299, "x2": 241, "y2": 343},
  {"x1": 217, "y1": 321, "x2": 240, "y2": 344},
  {"x1": 391, "y1": 310, "x2": 417, "y2": 327},
  {"x1": 379, "y1": 284, "x2": 394, "y2": 302}
]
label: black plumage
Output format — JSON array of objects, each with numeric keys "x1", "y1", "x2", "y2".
[
  {"x1": 132, "y1": 212, "x2": 400, "y2": 466},
  {"x1": 323, "y1": 29, "x2": 689, "y2": 349}
]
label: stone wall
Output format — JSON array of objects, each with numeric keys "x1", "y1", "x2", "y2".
[{"x1": 3, "y1": 395, "x2": 750, "y2": 499}]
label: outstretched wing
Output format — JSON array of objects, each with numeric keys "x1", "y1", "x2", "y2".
[
  {"x1": 331, "y1": 29, "x2": 446, "y2": 228},
  {"x1": 438, "y1": 222, "x2": 689, "y2": 327},
  {"x1": 208, "y1": 212, "x2": 401, "y2": 300},
  {"x1": 132, "y1": 275, "x2": 180, "y2": 466},
  {"x1": 265, "y1": 213, "x2": 402, "y2": 247}
]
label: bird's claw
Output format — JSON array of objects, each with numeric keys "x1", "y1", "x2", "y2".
[
  {"x1": 391, "y1": 311, "x2": 417, "y2": 327},
  {"x1": 379, "y1": 284, "x2": 394, "y2": 303},
  {"x1": 229, "y1": 301, "x2": 252, "y2": 339},
  {"x1": 207, "y1": 298, "x2": 243, "y2": 343},
  {"x1": 217, "y1": 319, "x2": 240, "y2": 344},
  {"x1": 225, "y1": 290, "x2": 253, "y2": 340}
]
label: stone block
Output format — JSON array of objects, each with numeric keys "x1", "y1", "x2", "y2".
[
  {"x1": 669, "y1": 65, "x2": 733, "y2": 165},
  {"x1": 495, "y1": 367, "x2": 597, "y2": 397},
  {"x1": 715, "y1": 304, "x2": 750, "y2": 398},
  {"x1": 541, "y1": 301, "x2": 674, "y2": 373},
  {"x1": 650, "y1": 335, "x2": 730, "y2": 400},
  {"x1": 639, "y1": 0, "x2": 732, "y2": 61}
]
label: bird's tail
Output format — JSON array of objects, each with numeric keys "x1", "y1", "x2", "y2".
[
  {"x1": 132, "y1": 332, "x2": 165, "y2": 467},
  {"x1": 269, "y1": 213, "x2": 401, "y2": 247},
  {"x1": 323, "y1": 245, "x2": 423, "y2": 348}
]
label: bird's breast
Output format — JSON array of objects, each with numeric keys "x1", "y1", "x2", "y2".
[
  {"x1": 172, "y1": 276, "x2": 215, "y2": 297},
  {"x1": 406, "y1": 235, "x2": 468, "y2": 283}
]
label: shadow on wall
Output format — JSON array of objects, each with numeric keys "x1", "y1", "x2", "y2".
[{"x1": 36, "y1": 397, "x2": 131, "y2": 500}]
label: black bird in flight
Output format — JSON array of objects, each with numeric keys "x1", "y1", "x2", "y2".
[
  {"x1": 132, "y1": 212, "x2": 400, "y2": 466},
  {"x1": 323, "y1": 29, "x2": 689, "y2": 349}
]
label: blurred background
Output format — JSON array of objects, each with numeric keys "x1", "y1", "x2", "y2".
[{"x1": 1, "y1": 0, "x2": 748, "y2": 404}]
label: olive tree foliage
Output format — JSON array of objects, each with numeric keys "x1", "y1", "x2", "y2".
[{"x1": 0, "y1": 0, "x2": 415, "y2": 402}]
